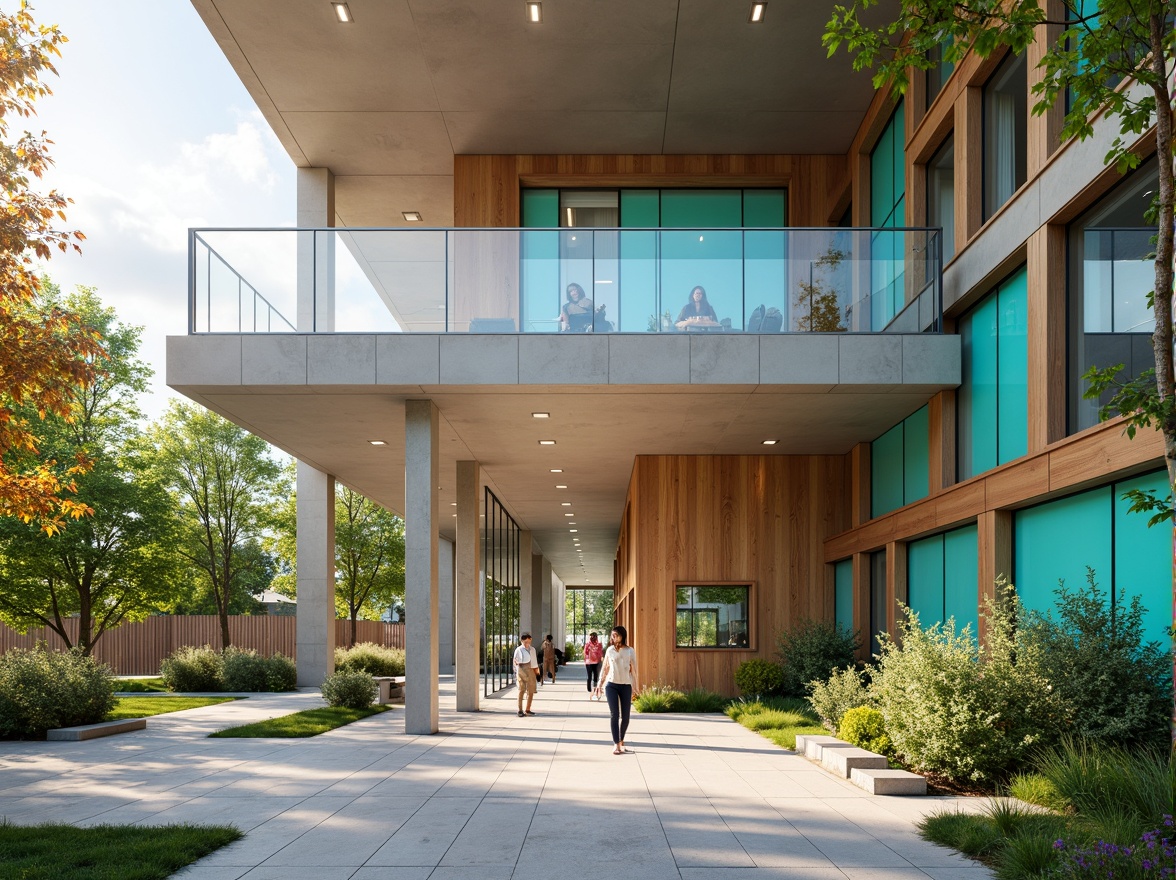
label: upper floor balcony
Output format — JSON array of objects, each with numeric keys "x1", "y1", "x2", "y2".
[{"x1": 189, "y1": 226, "x2": 943, "y2": 337}]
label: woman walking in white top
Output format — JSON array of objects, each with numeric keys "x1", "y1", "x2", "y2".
[{"x1": 593, "y1": 626, "x2": 638, "y2": 754}]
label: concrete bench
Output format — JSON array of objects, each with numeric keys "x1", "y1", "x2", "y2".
[
  {"x1": 47, "y1": 718, "x2": 146, "y2": 741},
  {"x1": 373, "y1": 676, "x2": 405, "y2": 704},
  {"x1": 797, "y1": 734, "x2": 857, "y2": 762},
  {"x1": 851, "y1": 768, "x2": 927, "y2": 795},
  {"x1": 821, "y1": 745, "x2": 889, "y2": 778}
]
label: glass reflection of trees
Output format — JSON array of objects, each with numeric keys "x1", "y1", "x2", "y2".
[
  {"x1": 565, "y1": 589, "x2": 615, "y2": 659},
  {"x1": 482, "y1": 488, "x2": 520, "y2": 696},
  {"x1": 675, "y1": 584, "x2": 750, "y2": 648}
]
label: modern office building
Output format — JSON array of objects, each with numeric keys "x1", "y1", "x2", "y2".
[{"x1": 170, "y1": 1, "x2": 1169, "y2": 734}]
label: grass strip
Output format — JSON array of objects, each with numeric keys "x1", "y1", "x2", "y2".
[
  {"x1": 209, "y1": 704, "x2": 390, "y2": 738},
  {"x1": 107, "y1": 697, "x2": 238, "y2": 720},
  {"x1": 0, "y1": 821, "x2": 241, "y2": 880},
  {"x1": 754, "y1": 723, "x2": 828, "y2": 751},
  {"x1": 113, "y1": 678, "x2": 169, "y2": 693}
]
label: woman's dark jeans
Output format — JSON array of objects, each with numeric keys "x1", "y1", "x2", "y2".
[
  {"x1": 605, "y1": 682, "x2": 632, "y2": 744},
  {"x1": 585, "y1": 662, "x2": 602, "y2": 691}
]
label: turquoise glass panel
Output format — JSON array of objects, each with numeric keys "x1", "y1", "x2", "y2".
[
  {"x1": 521, "y1": 189, "x2": 559, "y2": 227},
  {"x1": 743, "y1": 189, "x2": 786, "y2": 227},
  {"x1": 1014, "y1": 487, "x2": 1113, "y2": 615},
  {"x1": 903, "y1": 406, "x2": 930, "y2": 503},
  {"x1": 835, "y1": 559, "x2": 854, "y2": 632},
  {"x1": 621, "y1": 190, "x2": 659, "y2": 227},
  {"x1": 892, "y1": 101, "x2": 906, "y2": 206},
  {"x1": 1114, "y1": 470, "x2": 1172, "y2": 647},
  {"x1": 872, "y1": 422, "x2": 905, "y2": 517},
  {"x1": 871, "y1": 119, "x2": 894, "y2": 226},
  {"x1": 965, "y1": 294, "x2": 999, "y2": 476},
  {"x1": 943, "y1": 524, "x2": 979, "y2": 635},
  {"x1": 619, "y1": 230, "x2": 659, "y2": 331},
  {"x1": 907, "y1": 535, "x2": 945, "y2": 625},
  {"x1": 520, "y1": 230, "x2": 560, "y2": 332},
  {"x1": 997, "y1": 268, "x2": 1028, "y2": 463},
  {"x1": 660, "y1": 190, "x2": 742, "y2": 228}
]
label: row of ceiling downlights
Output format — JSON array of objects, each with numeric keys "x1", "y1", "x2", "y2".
[
  {"x1": 532, "y1": 412, "x2": 591, "y2": 582},
  {"x1": 330, "y1": 2, "x2": 767, "y2": 26}
]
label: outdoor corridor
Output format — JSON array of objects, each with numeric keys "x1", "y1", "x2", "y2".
[{"x1": 0, "y1": 666, "x2": 995, "y2": 879}]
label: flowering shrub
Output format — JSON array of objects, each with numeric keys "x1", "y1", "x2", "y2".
[{"x1": 1051, "y1": 816, "x2": 1174, "y2": 879}]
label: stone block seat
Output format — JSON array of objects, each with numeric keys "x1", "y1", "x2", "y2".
[
  {"x1": 795, "y1": 733, "x2": 926, "y2": 795},
  {"x1": 374, "y1": 676, "x2": 405, "y2": 704},
  {"x1": 47, "y1": 718, "x2": 146, "y2": 741}
]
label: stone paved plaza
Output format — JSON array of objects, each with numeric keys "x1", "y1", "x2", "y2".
[{"x1": 0, "y1": 669, "x2": 995, "y2": 879}]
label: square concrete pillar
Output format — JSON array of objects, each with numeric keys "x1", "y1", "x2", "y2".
[
  {"x1": 455, "y1": 461, "x2": 481, "y2": 710},
  {"x1": 528, "y1": 552, "x2": 543, "y2": 639},
  {"x1": 540, "y1": 557, "x2": 553, "y2": 639},
  {"x1": 296, "y1": 462, "x2": 335, "y2": 687},
  {"x1": 296, "y1": 167, "x2": 335, "y2": 333},
  {"x1": 438, "y1": 537, "x2": 455, "y2": 675},
  {"x1": 405, "y1": 399, "x2": 440, "y2": 734},
  {"x1": 517, "y1": 531, "x2": 534, "y2": 634}
]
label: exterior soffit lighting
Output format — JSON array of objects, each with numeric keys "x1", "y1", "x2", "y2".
[
  {"x1": 748, "y1": 3, "x2": 766, "y2": 24},
  {"x1": 532, "y1": 412, "x2": 549, "y2": 418},
  {"x1": 539, "y1": 439, "x2": 556, "y2": 445},
  {"x1": 368, "y1": 440, "x2": 386, "y2": 446},
  {"x1": 762, "y1": 439, "x2": 778, "y2": 445},
  {"x1": 527, "y1": 2, "x2": 542, "y2": 23},
  {"x1": 332, "y1": 2, "x2": 353, "y2": 23},
  {"x1": 569, "y1": 529, "x2": 578, "y2": 533},
  {"x1": 564, "y1": 513, "x2": 574, "y2": 517},
  {"x1": 550, "y1": 468, "x2": 563, "y2": 473},
  {"x1": 555, "y1": 484, "x2": 567, "y2": 489},
  {"x1": 402, "y1": 211, "x2": 422, "y2": 222},
  {"x1": 561, "y1": 502, "x2": 571, "y2": 506}
]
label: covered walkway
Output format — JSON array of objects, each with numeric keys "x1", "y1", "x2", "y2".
[{"x1": 0, "y1": 670, "x2": 993, "y2": 879}]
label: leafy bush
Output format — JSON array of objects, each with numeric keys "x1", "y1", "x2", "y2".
[
  {"x1": 0, "y1": 646, "x2": 116, "y2": 737},
  {"x1": 677, "y1": 688, "x2": 729, "y2": 712},
  {"x1": 221, "y1": 648, "x2": 270, "y2": 692},
  {"x1": 838, "y1": 706, "x2": 892, "y2": 756},
  {"x1": 264, "y1": 653, "x2": 297, "y2": 691},
  {"x1": 807, "y1": 666, "x2": 871, "y2": 732},
  {"x1": 871, "y1": 592, "x2": 1063, "y2": 784},
  {"x1": 1017, "y1": 570, "x2": 1171, "y2": 749},
  {"x1": 633, "y1": 683, "x2": 685, "y2": 712},
  {"x1": 775, "y1": 619, "x2": 860, "y2": 696},
  {"x1": 161, "y1": 645, "x2": 223, "y2": 692},
  {"x1": 334, "y1": 642, "x2": 405, "y2": 677},
  {"x1": 320, "y1": 670, "x2": 376, "y2": 709},
  {"x1": 733, "y1": 658, "x2": 785, "y2": 697}
]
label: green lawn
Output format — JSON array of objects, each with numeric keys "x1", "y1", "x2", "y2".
[
  {"x1": 0, "y1": 822, "x2": 242, "y2": 880},
  {"x1": 725, "y1": 698, "x2": 827, "y2": 750},
  {"x1": 113, "y1": 678, "x2": 169, "y2": 693},
  {"x1": 106, "y1": 696, "x2": 237, "y2": 720},
  {"x1": 209, "y1": 705, "x2": 390, "y2": 738}
]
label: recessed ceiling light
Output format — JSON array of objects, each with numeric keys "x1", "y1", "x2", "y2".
[
  {"x1": 450, "y1": 502, "x2": 457, "y2": 506},
  {"x1": 561, "y1": 502, "x2": 571, "y2": 506},
  {"x1": 564, "y1": 513, "x2": 574, "y2": 517},
  {"x1": 539, "y1": 440, "x2": 556, "y2": 445},
  {"x1": 569, "y1": 529, "x2": 578, "y2": 533},
  {"x1": 452, "y1": 514, "x2": 457, "y2": 518},
  {"x1": 532, "y1": 412, "x2": 550, "y2": 419},
  {"x1": 368, "y1": 439, "x2": 387, "y2": 446},
  {"x1": 568, "y1": 522, "x2": 576, "y2": 525},
  {"x1": 331, "y1": 2, "x2": 353, "y2": 23},
  {"x1": 762, "y1": 439, "x2": 778, "y2": 445},
  {"x1": 748, "y1": 2, "x2": 766, "y2": 23},
  {"x1": 550, "y1": 469, "x2": 563, "y2": 473},
  {"x1": 402, "y1": 211, "x2": 422, "y2": 222},
  {"x1": 526, "y1": 1, "x2": 542, "y2": 23}
]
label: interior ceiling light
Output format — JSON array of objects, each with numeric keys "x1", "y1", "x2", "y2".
[
  {"x1": 564, "y1": 513, "x2": 574, "y2": 517},
  {"x1": 539, "y1": 440, "x2": 556, "y2": 445},
  {"x1": 561, "y1": 502, "x2": 571, "y2": 506},
  {"x1": 748, "y1": 2, "x2": 766, "y2": 23},
  {"x1": 402, "y1": 211, "x2": 422, "y2": 222},
  {"x1": 569, "y1": 529, "x2": 578, "y2": 533},
  {"x1": 527, "y1": 2, "x2": 542, "y2": 23},
  {"x1": 332, "y1": 2, "x2": 353, "y2": 23},
  {"x1": 532, "y1": 412, "x2": 549, "y2": 419},
  {"x1": 550, "y1": 469, "x2": 563, "y2": 473},
  {"x1": 368, "y1": 440, "x2": 386, "y2": 446},
  {"x1": 762, "y1": 439, "x2": 778, "y2": 445},
  {"x1": 555, "y1": 484, "x2": 567, "y2": 489}
]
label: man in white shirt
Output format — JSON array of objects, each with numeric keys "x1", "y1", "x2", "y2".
[{"x1": 512, "y1": 633, "x2": 540, "y2": 717}]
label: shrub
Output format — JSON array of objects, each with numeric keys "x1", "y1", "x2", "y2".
[
  {"x1": 733, "y1": 658, "x2": 785, "y2": 697},
  {"x1": 677, "y1": 687, "x2": 729, "y2": 713},
  {"x1": 161, "y1": 645, "x2": 223, "y2": 692},
  {"x1": 1017, "y1": 570, "x2": 1171, "y2": 749},
  {"x1": 837, "y1": 706, "x2": 891, "y2": 756},
  {"x1": 775, "y1": 619, "x2": 859, "y2": 696},
  {"x1": 265, "y1": 653, "x2": 297, "y2": 691},
  {"x1": 633, "y1": 683, "x2": 685, "y2": 712},
  {"x1": 807, "y1": 666, "x2": 871, "y2": 732},
  {"x1": 0, "y1": 646, "x2": 116, "y2": 737},
  {"x1": 871, "y1": 592, "x2": 1064, "y2": 784},
  {"x1": 221, "y1": 648, "x2": 270, "y2": 692},
  {"x1": 320, "y1": 670, "x2": 376, "y2": 709},
  {"x1": 334, "y1": 642, "x2": 405, "y2": 677}
]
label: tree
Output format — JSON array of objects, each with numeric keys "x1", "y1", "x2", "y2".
[
  {"x1": 0, "y1": 5, "x2": 104, "y2": 532},
  {"x1": 0, "y1": 286, "x2": 182, "y2": 653},
  {"x1": 270, "y1": 479, "x2": 405, "y2": 646},
  {"x1": 823, "y1": 0, "x2": 1176, "y2": 737},
  {"x1": 147, "y1": 401, "x2": 283, "y2": 649}
]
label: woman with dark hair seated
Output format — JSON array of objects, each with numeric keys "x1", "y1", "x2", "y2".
[
  {"x1": 675, "y1": 285, "x2": 719, "y2": 330},
  {"x1": 558, "y1": 282, "x2": 594, "y2": 332}
]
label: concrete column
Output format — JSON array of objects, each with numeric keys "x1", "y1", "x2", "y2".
[
  {"x1": 296, "y1": 167, "x2": 335, "y2": 333},
  {"x1": 296, "y1": 462, "x2": 335, "y2": 687},
  {"x1": 529, "y1": 553, "x2": 543, "y2": 639},
  {"x1": 405, "y1": 399, "x2": 440, "y2": 734},
  {"x1": 455, "y1": 461, "x2": 481, "y2": 710},
  {"x1": 438, "y1": 537, "x2": 455, "y2": 675},
  {"x1": 540, "y1": 557, "x2": 553, "y2": 639},
  {"x1": 517, "y1": 531, "x2": 534, "y2": 634},
  {"x1": 553, "y1": 576, "x2": 566, "y2": 650}
]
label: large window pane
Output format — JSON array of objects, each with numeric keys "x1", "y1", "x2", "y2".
[
  {"x1": 983, "y1": 52, "x2": 1027, "y2": 219},
  {"x1": 927, "y1": 136, "x2": 955, "y2": 262},
  {"x1": 997, "y1": 269, "x2": 1028, "y2": 462},
  {"x1": 674, "y1": 584, "x2": 750, "y2": 648}
]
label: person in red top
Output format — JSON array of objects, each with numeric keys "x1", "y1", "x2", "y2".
[{"x1": 583, "y1": 631, "x2": 604, "y2": 698}]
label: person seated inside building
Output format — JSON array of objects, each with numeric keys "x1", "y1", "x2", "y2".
[
  {"x1": 558, "y1": 282, "x2": 594, "y2": 332},
  {"x1": 675, "y1": 285, "x2": 719, "y2": 330}
]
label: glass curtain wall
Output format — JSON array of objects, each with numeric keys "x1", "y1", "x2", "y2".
[
  {"x1": 926, "y1": 136, "x2": 955, "y2": 263},
  {"x1": 482, "y1": 488, "x2": 521, "y2": 696},
  {"x1": 983, "y1": 52, "x2": 1027, "y2": 220},
  {"x1": 564, "y1": 588, "x2": 616, "y2": 658},
  {"x1": 870, "y1": 102, "x2": 906, "y2": 328},
  {"x1": 906, "y1": 524, "x2": 979, "y2": 635}
]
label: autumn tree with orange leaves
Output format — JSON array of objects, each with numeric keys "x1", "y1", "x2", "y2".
[{"x1": 0, "y1": 3, "x2": 104, "y2": 533}]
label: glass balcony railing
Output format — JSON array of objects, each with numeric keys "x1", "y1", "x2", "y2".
[{"x1": 189, "y1": 227, "x2": 942, "y2": 335}]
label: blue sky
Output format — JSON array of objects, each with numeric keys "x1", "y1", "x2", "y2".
[{"x1": 35, "y1": 1, "x2": 295, "y2": 419}]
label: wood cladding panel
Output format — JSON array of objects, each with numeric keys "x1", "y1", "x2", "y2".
[{"x1": 617, "y1": 454, "x2": 849, "y2": 695}]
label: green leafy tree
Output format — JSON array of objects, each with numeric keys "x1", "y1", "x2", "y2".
[
  {"x1": 823, "y1": 0, "x2": 1176, "y2": 736},
  {"x1": 269, "y1": 478, "x2": 405, "y2": 646},
  {"x1": 147, "y1": 401, "x2": 283, "y2": 649},
  {"x1": 0, "y1": 286, "x2": 181, "y2": 653}
]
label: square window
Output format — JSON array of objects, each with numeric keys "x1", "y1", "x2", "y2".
[{"x1": 674, "y1": 583, "x2": 751, "y2": 648}]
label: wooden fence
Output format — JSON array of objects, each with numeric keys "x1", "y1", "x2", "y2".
[{"x1": 0, "y1": 616, "x2": 406, "y2": 675}]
